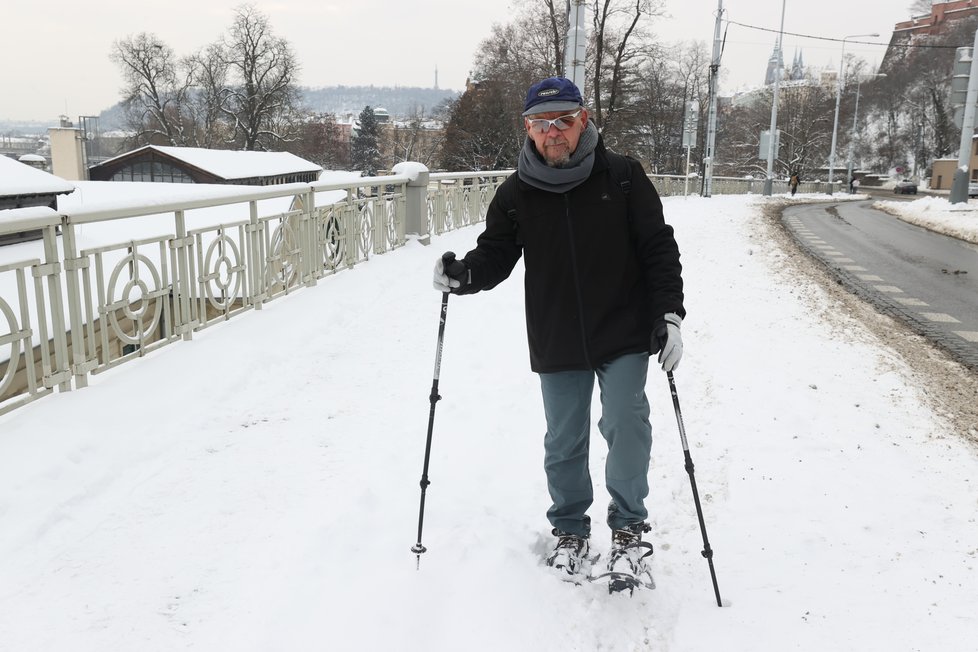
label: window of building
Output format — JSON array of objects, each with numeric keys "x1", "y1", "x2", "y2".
[{"x1": 108, "y1": 160, "x2": 194, "y2": 183}]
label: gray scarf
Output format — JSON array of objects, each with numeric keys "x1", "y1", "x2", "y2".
[{"x1": 517, "y1": 120, "x2": 599, "y2": 193}]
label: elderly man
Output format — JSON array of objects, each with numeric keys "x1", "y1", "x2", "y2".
[{"x1": 432, "y1": 77, "x2": 685, "y2": 592}]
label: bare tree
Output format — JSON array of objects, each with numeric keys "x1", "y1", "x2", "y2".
[
  {"x1": 589, "y1": 0, "x2": 664, "y2": 145},
  {"x1": 543, "y1": 0, "x2": 566, "y2": 77},
  {"x1": 440, "y1": 81, "x2": 523, "y2": 171},
  {"x1": 472, "y1": 9, "x2": 564, "y2": 95},
  {"x1": 111, "y1": 6, "x2": 302, "y2": 153},
  {"x1": 110, "y1": 33, "x2": 193, "y2": 146},
  {"x1": 183, "y1": 43, "x2": 231, "y2": 148},
  {"x1": 628, "y1": 53, "x2": 684, "y2": 172},
  {"x1": 778, "y1": 83, "x2": 835, "y2": 177},
  {"x1": 443, "y1": 0, "x2": 712, "y2": 170},
  {"x1": 213, "y1": 4, "x2": 302, "y2": 150}
]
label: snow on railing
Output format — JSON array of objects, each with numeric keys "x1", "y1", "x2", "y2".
[{"x1": 0, "y1": 167, "x2": 511, "y2": 416}]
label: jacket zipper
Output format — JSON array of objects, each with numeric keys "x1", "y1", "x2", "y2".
[{"x1": 563, "y1": 193, "x2": 592, "y2": 368}]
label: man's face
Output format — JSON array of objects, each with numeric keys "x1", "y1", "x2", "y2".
[{"x1": 525, "y1": 108, "x2": 588, "y2": 167}]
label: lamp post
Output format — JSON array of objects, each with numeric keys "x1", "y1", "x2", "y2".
[
  {"x1": 763, "y1": 0, "x2": 787, "y2": 196},
  {"x1": 564, "y1": 0, "x2": 587, "y2": 93},
  {"x1": 845, "y1": 73, "x2": 886, "y2": 190},
  {"x1": 702, "y1": 0, "x2": 724, "y2": 197},
  {"x1": 827, "y1": 33, "x2": 878, "y2": 194}
]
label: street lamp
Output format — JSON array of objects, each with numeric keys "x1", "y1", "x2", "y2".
[
  {"x1": 763, "y1": 0, "x2": 787, "y2": 196},
  {"x1": 827, "y1": 33, "x2": 878, "y2": 194},
  {"x1": 845, "y1": 73, "x2": 886, "y2": 190}
]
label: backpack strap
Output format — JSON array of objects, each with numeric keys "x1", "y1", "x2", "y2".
[{"x1": 606, "y1": 151, "x2": 633, "y2": 197}]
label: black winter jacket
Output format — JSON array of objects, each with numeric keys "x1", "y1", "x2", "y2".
[{"x1": 456, "y1": 141, "x2": 685, "y2": 373}]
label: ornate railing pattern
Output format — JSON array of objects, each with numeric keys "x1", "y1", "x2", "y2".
[
  {"x1": 427, "y1": 172, "x2": 511, "y2": 235},
  {"x1": 0, "y1": 221, "x2": 70, "y2": 414},
  {"x1": 0, "y1": 169, "x2": 506, "y2": 415}
]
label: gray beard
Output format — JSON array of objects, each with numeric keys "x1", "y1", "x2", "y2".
[{"x1": 546, "y1": 152, "x2": 571, "y2": 168}]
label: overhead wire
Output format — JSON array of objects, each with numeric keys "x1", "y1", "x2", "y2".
[{"x1": 724, "y1": 19, "x2": 967, "y2": 50}]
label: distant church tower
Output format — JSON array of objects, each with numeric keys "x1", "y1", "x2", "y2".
[
  {"x1": 790, "y1": 49, "x2": 806, "y2": 81},
  {"x1": 434, "y1": 66, "x2": 439, "y2": 90},
  {"x1": 764, "y1": 40, "x2": 785, "y2": 85}
]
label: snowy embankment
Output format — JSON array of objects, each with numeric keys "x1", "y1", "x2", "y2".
[
  {"x1": 874, "y1": 194, "x2": 978, "y2": 244},
  {"x1": 0, "y1": 194, "x2": 975, "y2": 651}
]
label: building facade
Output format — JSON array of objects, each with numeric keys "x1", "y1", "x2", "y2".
[{"x1": 88, "y1": 146, "x2": 322, "y2": 185}]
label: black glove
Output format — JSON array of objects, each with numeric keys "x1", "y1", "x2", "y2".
[
  {"x1": 650, "y1": 312, "x2": 683, "y2": 372},
  {"x1": 432, "y1": 251, "x2": 470, "y2": 293}
]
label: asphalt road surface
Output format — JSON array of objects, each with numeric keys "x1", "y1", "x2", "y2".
[{"x1": 782, "y1": 199, "x2": 978, "y2": 372}]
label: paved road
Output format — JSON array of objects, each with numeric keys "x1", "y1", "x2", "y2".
[{"x1": 782, "y1": 198, "x2": 978, "y2": 372}]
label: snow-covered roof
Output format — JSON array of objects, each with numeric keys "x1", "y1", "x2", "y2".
[
  {"x1": 97, "y1": 145, "x2": 323, "y2": 181},
  {"x1": 0, "y1": 155, "x2": 75, "y2": 197}
]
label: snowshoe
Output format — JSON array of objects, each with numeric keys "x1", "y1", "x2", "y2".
[
  {"x1": 546, "y1": 529, "x2": 595, "y2": 584},
  {"x1": 591, "y1": 522, "x2": 655, "y2": 595}
]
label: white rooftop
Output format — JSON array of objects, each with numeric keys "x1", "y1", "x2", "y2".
[
  {"x1": 0, "y1": 156, "x2": 75, "y2": 197},
  {"x1": 98, "y1": 146, "x2": 323, "y2": 181}
]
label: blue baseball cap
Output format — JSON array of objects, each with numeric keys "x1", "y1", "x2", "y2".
[{"x1": 522, "y1": 77, "x2": 584, "y2": 116}]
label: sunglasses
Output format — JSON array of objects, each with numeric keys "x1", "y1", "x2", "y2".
[{"x1": 525, "y1": 110, "x2": 583, "y2": 134}]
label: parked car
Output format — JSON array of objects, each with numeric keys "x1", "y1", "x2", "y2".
[
  {"x1": 969, "y1": 182, "x2": 978, "y2": 198},
  {"x1": 893, "y1": 180, "x2": 918, "y2": 195}
]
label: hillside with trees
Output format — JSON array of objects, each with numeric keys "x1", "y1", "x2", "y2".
[{"x1": 299, "y1": 86, "x2": 457, "y2": 118}]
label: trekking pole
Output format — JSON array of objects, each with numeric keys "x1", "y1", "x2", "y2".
[
  {"x1": 667, "y1": 371, "x2": 723, "y2": 607},
  {"x1": 412, "y1": 253, "x2": 456, "y2": 569}
]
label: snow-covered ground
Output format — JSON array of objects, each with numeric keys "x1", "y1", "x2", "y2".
[{"x1": 0, "y1": 193, "x2": 976, "y2": 651}]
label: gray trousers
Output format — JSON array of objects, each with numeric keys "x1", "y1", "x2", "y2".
[{"x1": 539, "y1": 352, "x2": 652, "y2": 538}]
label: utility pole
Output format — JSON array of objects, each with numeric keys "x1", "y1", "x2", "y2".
[
  {"x1": 828, "y1": 33, "x2": 878, "y2": 195},
  {"x1": 763, "y1": 0, "x2": 786, "y2": 196},
  {"x1": 683, "y1": 100, "x2": 699, "y2": 197},
  {"x1": 564, "y1": 0, "x2": 587, "y2": 94},
  {"x1": 951, "y1": 28, "x2": 978, "y2": 204},
  {"x1": 845, "y1": 73, "x2": 885, "y2": 188},
  {"x1": 703, "y1": 0, "x2": 724, "y2": 198}
]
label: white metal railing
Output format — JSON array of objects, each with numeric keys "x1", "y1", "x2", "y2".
[
  {"x1": 650, "y1": 174, "x2": 840, "y2": 196},
  {"x1": 3, "y1": 166, "x2": 831, "y2": 415},
  {"x1": 0, "y1": 168, "x2": 512, "y2": 416},
  {"x1": 0, "y1": 210, "x2": 69, "y2": 414},
  {"x1": 427, "y1": 171, "x2": 512, "y2": 235}
]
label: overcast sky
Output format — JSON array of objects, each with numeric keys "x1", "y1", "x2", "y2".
[{"x1": 0, "y1": 1, "x2": 925, "y2": 122}]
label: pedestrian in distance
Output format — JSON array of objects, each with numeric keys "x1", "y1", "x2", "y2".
[
  {"x1": 432, "y1": 76, "x2": 685, "y2": 593},
  {"x1": 851, "y1": 177, "x2": 860, "y2": 194},
  {"x1": 789, "y1": 171, "x2": 800, "y2": 196}
]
